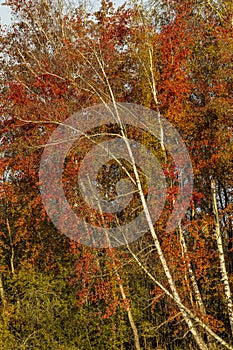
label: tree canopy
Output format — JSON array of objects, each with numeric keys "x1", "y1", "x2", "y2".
[{"x1": 0, "y1": 0, "x2": 233, "y2": 349}]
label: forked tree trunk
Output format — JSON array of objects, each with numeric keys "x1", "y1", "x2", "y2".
[
  {"x1": 126, "y1": 243, "x2": 233, "y2": 350},
  {"x1": 112, "y1": 105, "x2": 209, "y2": 350},
  {"x1": 94, "y1": 51, "x2": 209, "y2": 348}
]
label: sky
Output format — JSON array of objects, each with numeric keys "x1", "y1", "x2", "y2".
[
  {"x1": 0, "y1": 1, "x2": 11, "y2": 26},
  {"x1": 0, "y1": 0, "x2": 127, "y2": 26}
]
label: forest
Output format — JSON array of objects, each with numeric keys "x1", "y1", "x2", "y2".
[{"x1": 0, "y1": 0, "x2": 233, "y2": 349}]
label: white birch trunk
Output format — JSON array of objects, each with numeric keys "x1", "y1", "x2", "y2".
[
  {"x1": 0, "y1": 274, "x2": 6, "y2": 308},
  {"x1": 126, "y1": 242, "x2": 233, "y2": 350},
  {"x1": 178, "y1": 222, "x2": 207, "y2": 316},
  {"x1": 211, "y1": 178, "x2": 233, "y2": 337},
  {"x1": 6, "y1": 218, "x2": 15, "y2": 275},
  {"x1": 118, "y1": 281, "x2": 141, "y2": 350}
]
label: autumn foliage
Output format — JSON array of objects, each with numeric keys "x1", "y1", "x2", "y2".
[{"x1": 0, "y1": 0, "x2": 233, "y2": 349}]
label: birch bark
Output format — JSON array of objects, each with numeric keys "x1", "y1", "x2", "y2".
[{"x1": 211, "y1": 178, "x2": 233, "y2": 337}]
